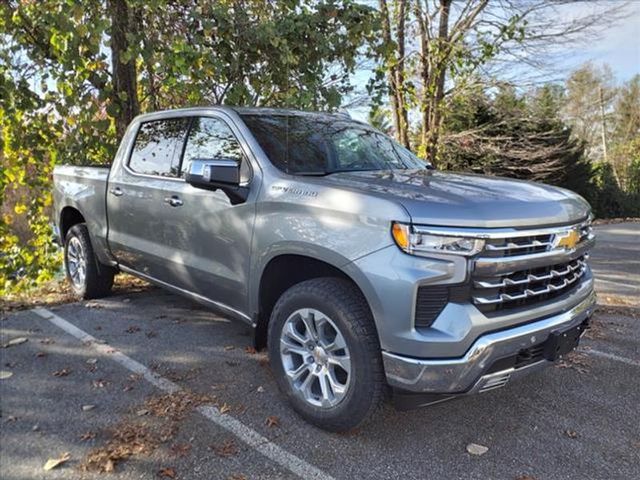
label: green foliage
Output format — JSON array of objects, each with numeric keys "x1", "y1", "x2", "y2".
[
  {"x1": 439, "y1": 82, "x2": 640, "y2": 219},
  {"x1": 588, "y1": 162, "x2": 640, "y2": 218},
  {"x1": 0, "y1": 0, "x2": 376, "y2": 293},
  {"x1": 627, "y1": 157, "x2": 640, "y2": 195}
]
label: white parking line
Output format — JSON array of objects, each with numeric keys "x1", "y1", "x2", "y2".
[
  {"x1": 32, "y1": 307, "x2": 335, "y2": 480},
  {"x1": 583, "y1": 348, "x2": 640, "y2": 368},
  {"x1": 594, "y1": 277, "x2": 639, "y2": 290}
]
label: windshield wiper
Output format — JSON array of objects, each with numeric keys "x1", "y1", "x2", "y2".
[{"x1": 291, "y1": 171, "x2": 329, "y2": 176}]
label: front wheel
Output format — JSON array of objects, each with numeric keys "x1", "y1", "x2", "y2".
[
  {"x1": 64, "y1": 224, "x2": 115, "y2": 299},
  {"x1": 268, "y1": 277, "x2": 385, "y2": 432}
]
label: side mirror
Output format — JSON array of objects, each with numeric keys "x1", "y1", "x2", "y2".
[{"x1": 185, "y1": 158, "x2": 249, "y2": 204}]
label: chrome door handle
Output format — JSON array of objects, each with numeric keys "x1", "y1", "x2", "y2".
[
  {"x1": 109, "y1": 187, "x2": 124, "y2": 197},
  {"x1": 164, "y1": 195, "x2": 183, "y2": 207}
]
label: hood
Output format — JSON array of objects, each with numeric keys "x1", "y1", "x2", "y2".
[{"x1": 321, "y1": 169, "x2": 591, "y2": 228}]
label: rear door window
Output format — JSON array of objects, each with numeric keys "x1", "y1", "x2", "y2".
[{"x1": 129, "y1": 119, "x2": 190, "y2": 177}]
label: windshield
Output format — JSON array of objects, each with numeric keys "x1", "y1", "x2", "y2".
[{"x1": 240, "y1": 114, "x2": 430, "y2": 175}]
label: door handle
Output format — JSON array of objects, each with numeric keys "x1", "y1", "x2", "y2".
[
  {"x1": 109, "y1": 187, "x2": 124, "y2": 197},
  {"x1": 164, "y1": 195, "x2": 183, "y2": 207}
]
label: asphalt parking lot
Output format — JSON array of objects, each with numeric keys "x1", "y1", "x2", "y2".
[{"x1": 1, "y1": 223, "x2": 639, "y2": 480}]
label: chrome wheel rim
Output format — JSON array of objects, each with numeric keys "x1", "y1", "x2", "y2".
[
  {"x1": 66, "y1": 236, "x2": 86, "y2": 288},
  {"x1": 280, "y1": 308, "x2": 351, "y2": 408}
]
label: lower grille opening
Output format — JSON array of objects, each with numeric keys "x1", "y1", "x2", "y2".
[
  {"x1": 415, "y1": 284, "x2": 471, "y2": 328},
  {"x1": 486, "y1": 342, "x2": 546, "y2": 374},
  {"x1": 414, "y1": 286, "x2": 448, "y2": 328}
]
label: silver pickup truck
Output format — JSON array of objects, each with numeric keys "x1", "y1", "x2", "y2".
[{"x1": 53, "y1": 107, "x2": 596, "y2": 431}]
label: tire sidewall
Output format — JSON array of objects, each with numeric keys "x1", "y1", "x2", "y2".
[{"x1": 268, "y1": 280, "x2": 380, "y2": 428}]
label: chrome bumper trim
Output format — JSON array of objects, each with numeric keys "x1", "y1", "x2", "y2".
[{"x1": 382, "y1": 289, "x2": 596, "y2": 393}]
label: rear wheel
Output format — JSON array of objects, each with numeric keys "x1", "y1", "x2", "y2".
[
  {"x1": 268, "y1": 277, "x2": 385, "y2": 432},
  {"x1": 64, "y1": 224, "x2": 115, "y2": 299}
]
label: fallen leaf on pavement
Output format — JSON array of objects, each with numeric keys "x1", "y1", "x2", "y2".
[
  {"x1": 244, "y1": 346, "x2": 257, "y2": 354},
  {"x1": 265, "y1": 416, "x2": 280, "y2": 428},
  {"x1": 158, "y1": 467, "x2": 177, "y2": 478},
  {"x1": 0, "y1": 371, "x2": 13, "y2": 380},
  {"x1": 43, "y1": 452, "x2": 71, "y2": 471},
  {"x1": 82, "y1": 405, "x2": 96, "y2": 411},
  {"x1": 136, "y1": 409, "x2": 150, "y2": 416},
  {"x1": 227, "y1": 474, "x2": 247, "y2": 480},
  {"x1": 170, "y1": 443, "x2": 191, "y2": 457},
  {"x1": 210, "y1": 439, "x2": 238, "y2": 458},
  {"x1": 144, "y1": 390, "x2": 216, "y2": 421},
  {"x1": 2, "y1": 337, "x2": 28, "y2": 348},
  {"x1": 80, "y1": 431, "x2": 96, "y2": 441},
  {"x1": 466, "y1": 443, "x2": 489, "y2": 456},
  {"x1": 219, "y1": 403, "x2": 231, "y2": 414},
  {"x1": 80, "y1": 422, "x2": 157, "y2": 472},
  {"x1": 564, "y1": 429, "x2": 578, "y2": 439},
  {"x1": 52, "y1": 368, "x2": 72, "y2": 377}
]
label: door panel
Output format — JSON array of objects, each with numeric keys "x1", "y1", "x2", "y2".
[
  {"x1": 160, "y1": 116, "x2": 256, "y2": 316},
  {"x1": 107, "y1": 118, "x2": 190, "y2": 280},
  {"x1": 159, "y1": 183, "x2": 256, "y2": 314}
]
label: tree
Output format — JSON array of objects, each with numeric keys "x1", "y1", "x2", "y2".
[
  {"x1": 563, "y1": 62, "x2": 616, "y2": 164},
  {"x1": 371, "y1": 0, "x2": 629, "y2": 165},
  {"x1": 0, "y1": 0, "x2": 378, "y2": 293},
  {"x1": 610, "y1": 75, "x2": 640, "y2": 189},
  {"x1": 439, "y1": 84, "x2": 593, "y2": 201}
]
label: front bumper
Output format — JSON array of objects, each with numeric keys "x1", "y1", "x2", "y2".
[{"x1": 382, "y1": 289, "x2": 596, "y2": 394}]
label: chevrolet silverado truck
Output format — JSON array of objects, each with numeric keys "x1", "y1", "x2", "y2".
[{"x1": 53, "y1": 107, "x2": 596, "y2": 431}]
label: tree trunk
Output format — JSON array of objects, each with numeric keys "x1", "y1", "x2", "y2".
[
  {"x1": 395, "y1": 0, "x2": 410, "y2": 148},
  {"x1": 415, "y1": 0, "x2": 430, "y2": 151},
  {"x1": 425, "y1": 0, "x2": 451, "y2": 165},
  {"x1": 379, "y1": 0, "x2": 402, "y2": 142},
  {"x1": 108, "y1": 0, "x2": 139, "y2": 139}
]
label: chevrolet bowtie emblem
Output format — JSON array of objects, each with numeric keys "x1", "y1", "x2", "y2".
[{"x1": 554, "y1": 229, "x2": 580, "y2": 250}]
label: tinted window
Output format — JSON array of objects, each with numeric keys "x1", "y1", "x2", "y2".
[
  {"x1": 129, "y1": 119, "x2": 189, "y2": 177},
  {"x1": 240, "y1": 114, "x2": 427, "y2": 175},
  {"x1": 182, "y1": 117, "x2": 250, "y2": 181}
]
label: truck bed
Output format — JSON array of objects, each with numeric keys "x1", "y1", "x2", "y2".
[{"x1": 52, "y1": 165, "x2": 111, "y2": 262}]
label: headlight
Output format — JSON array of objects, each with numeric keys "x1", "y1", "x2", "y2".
[{"x1": 391, "y1": 222, "x2": 484, "y2": 257}]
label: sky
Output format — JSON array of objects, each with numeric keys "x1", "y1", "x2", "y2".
[{"x1": 552, "y1": 0, "x2": 640, "y2": 82}]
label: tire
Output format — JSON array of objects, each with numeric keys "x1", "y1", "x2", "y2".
[
  {"x1": 268, "y1": 277, "x2": 385, "y2": 432},
  {"x1": 64, "y1": 223, "x2": 115, "y2": 299}
]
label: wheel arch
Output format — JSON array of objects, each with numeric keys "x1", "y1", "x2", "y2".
[
  {"x1": 253, "y1": 253, "x2": 379, "y2": 350},
  {"x1": 59, "y1": 206, "x2": 86, "y2": 244}
]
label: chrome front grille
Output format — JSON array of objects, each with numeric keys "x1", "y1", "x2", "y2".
[
  {"x1": 473, "y1": 256, "x2": 587, "y2": 308},
  {"x1": 472, "y1": 219, "x2": 594, "y2": 314},
  {"x1": 483, "y1": 233, "x2": 553, "y2": 257}
]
